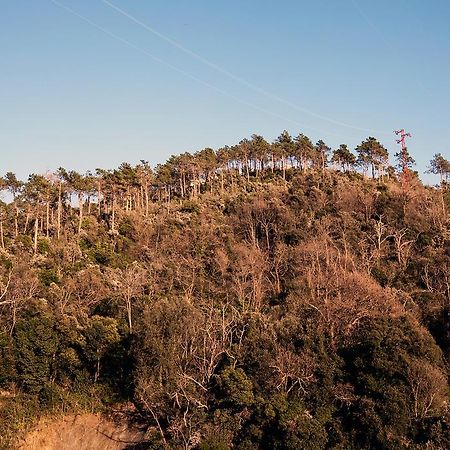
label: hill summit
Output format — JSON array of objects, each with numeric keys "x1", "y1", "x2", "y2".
[{"x1": 1, "y1": 133, "x2": 450, "y2": 449}]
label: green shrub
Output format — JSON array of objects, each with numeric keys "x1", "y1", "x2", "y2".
[
  {"x1": 39, "y1": 268, "x2": 59, "y2": 286},
  {"x1": 37, "y1": 238, "x2": 50, "y2": 254}
]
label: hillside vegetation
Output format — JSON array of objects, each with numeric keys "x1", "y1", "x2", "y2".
[{"x1": 0, "y1": 132, "x2": 450, "y2": 449}]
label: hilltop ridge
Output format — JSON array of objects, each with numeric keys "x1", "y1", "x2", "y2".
[{"x1": 0, "y1": 134, "x2": 450, "y2": 449}]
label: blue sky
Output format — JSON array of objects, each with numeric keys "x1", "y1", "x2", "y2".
[{"x1": 1, "y1": 0, "x2": 449, "y2": 182}]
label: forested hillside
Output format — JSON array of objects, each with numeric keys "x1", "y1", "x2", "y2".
[{"x1": 0, "y1": 132, "x2": 450, "y2": 449}]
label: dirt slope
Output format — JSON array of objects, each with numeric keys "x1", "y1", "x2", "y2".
[{"x1": 17, "y1": 413, "x2": 147, "y2": 450}]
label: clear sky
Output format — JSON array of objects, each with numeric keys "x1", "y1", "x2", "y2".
[{"x1": 1, "y1": 0, "x2": 449, "y2": 182}]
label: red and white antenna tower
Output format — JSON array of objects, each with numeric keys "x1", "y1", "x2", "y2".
[{"x1": 394, "y1": 129, "x2": 412, "y2": 184}]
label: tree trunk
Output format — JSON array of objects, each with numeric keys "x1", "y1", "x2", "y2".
[
  {"x1": 14, "y1": 204, "x2": 18, "y2": 238},
  {"x1": 127, "y1": 298, "x2": 133, "y2": 334},
  {"x1": 0, "y1": 219, "x2": 4, "y2": 250},
  {"x1": 57, "y1": 182, "x2": 62, "y2": 240},
  {"x1": 111, "y1": 191, "x2": 116, "y2": 231},
  {"x1": 145, "y1": 185, "x2": 149, "y2": 217},
  {"x1": 95, "y1": 355, "x2": 100, "y2": 383},
  {"x1": 33, "y1": 217, "x2": 39, "y2": 254},
  {"x1": 46, "y1": 201, "x2": 50, "y2": 238},
  {"x1": 24, "y1": 212, "x2": 29, "y2": 234},
  {"x1": 97, "y1": 182, "x2": 102, "y2": 216},
  {"x1": 78, "y1": 193, "x2": 83, "y2": 234}
]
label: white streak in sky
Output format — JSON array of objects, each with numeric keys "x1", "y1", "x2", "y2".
[
  {"x1": 103, "y1": 0, "x2": 389, "y2": 135},
  {"x1": 50, "y1": 0, "x2": 343, "y2": 136}
]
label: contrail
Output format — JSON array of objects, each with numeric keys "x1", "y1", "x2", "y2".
[
  {"x1": 351, "y1": 0, "x2": 432, "y2": 97},
  {"x1": 102, "y1": 0, "x2": 389, "y2": 136},
  {"x1": 351, "y1": 0, "x2": 394, "y2": 51},
  {"x1": 49, "y1": 0, "x2": 351, "y2": 138}
]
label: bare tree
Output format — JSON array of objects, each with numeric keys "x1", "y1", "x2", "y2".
[
  {"x1": 393, "y1": 228, "x2": 415, "y2": 268},
  {"x1": 0, "y1": 265, "x2": 39, "y2": 335},
  {"x1": 407, "y1": 359, "x2": 448, "y2": 419},
  {"x1": 108, "y1": 262, "x2": 147, "y2": 333}
]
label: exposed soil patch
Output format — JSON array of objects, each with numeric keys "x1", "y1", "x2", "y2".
[{"x1": 18, "y1": 413, "x2": 148, "y2": 450}]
